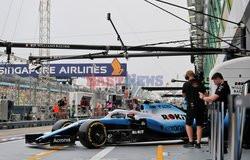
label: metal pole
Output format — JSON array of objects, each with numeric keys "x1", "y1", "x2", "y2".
[
  {"x1": 0, "y1": 41, "x2": 239, "y2": 53},
  {"x1": 209, "y1": 104, "x2": 213, "y2": 154},
  {"x1": 241, "y1": 26, "x2": 246, "y2": 56},
  {"x1": 107, "y1": 13, "x2": 127, "y2": 58},
  {"x1": 213, "y1": 102, "x2": 218, "y2": 160},
  {"x1": 238, "y1": 106, "x2": 245, "y2": 160},
  {"x1": 29, "y1": 51, "x2": 230, "y2": 61},
  {"x1": 48, "y1": 82, "x2": 51, "y2": 119},
  {"x1": 217, "y1": 102, "x2": 222, "y2": 160},
  {"x1": 16, "y1": 80, "x2": 20, "y2": 106},
  {"x1": 216, "y1": 102, "x2": 224, "y2": 160},
  {"x1": 238, "y1": 82, "x2": 250, "y2": 159},
  {"x1": 221, "y1": 102, "x2": 224, "y2": 156},
  {"x1": 228, "y1": 95, "x2": 238, "y2": 160},
  {"x1": 228, "y1": 95, "x2": 233, "y2": 160},
  {"x1": 236, "y1": 105, "x2": 241, "y2": 160}
]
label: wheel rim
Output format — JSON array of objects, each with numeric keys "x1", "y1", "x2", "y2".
[{"x1": 88, "y1": 122, "x2": 107, "y2": 146}]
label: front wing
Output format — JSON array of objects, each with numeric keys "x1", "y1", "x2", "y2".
[{"x1": 25, "y1": 133, "x2": 76, "y2": 146}]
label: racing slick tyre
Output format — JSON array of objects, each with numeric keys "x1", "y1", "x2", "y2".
[
  {"x1": 52, "y1": 119, "x2": 76, "y2": 135},
  {"x1": 78, "y1": 120, "x2": 107, "y2": 149}
]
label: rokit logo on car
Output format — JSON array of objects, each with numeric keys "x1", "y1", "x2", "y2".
[
  {"x1": 53, "y1": 138, "x2": 71, "y2": 143},
  {"x1": 161, "y1": 114, "x2": 186, "y2": 120}
]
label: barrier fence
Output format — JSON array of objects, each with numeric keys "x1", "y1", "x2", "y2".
[
  {"x1": 0, "y1": 75, "x2": 125, "y2": 122},
  {"x1": 209, "y1": 82, "x2": 250, "y2": 160},
  {"x1": 0, "y1": 75, "x2": 94, "y2": 121},
  {"x1": 209, "y1": 101, "x2": 224, "y2": 160},
  {"x1": 0, "y1": 75, "x2": 75, "y2": 106}
]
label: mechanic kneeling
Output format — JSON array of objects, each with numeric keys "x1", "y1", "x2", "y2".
[{"x1": 182, "y1": 70, "x2": 206, "y2": 149}]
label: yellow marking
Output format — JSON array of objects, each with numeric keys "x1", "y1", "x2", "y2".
[
  {"x1": 157, "y1": 145, "x2": 163, "y2": 160},
  {"x1": 111, "y1": 58, "x2": 123, "y2": 75},
  {"x1": 27, "y1": 146, "x2": 64, "y2": 160}
]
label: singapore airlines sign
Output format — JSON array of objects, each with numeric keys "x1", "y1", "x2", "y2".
[{"x1": 0, "y1": 59, "x2": 126, "y2": 77}]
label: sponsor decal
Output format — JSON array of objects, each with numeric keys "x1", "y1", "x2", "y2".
[
  {"x1": 161, "y1": 114, "x2": 186, "y2": 120},
  {"x1": 111, "y1": 58, "x2": 124, "y2": 76},
  {"x1": 132, "y1": 130, "x2": 144, "y2": 134},
  {"x1": 166, "y1": 125, "x2": 185, "y2": 132},
  {"x1": 25, "y1": 43, "x2": 71, "y2": 49},
  {"x1": 53, "y1": 138, "x2": 71, "y2": 143},
  {"x1": 149, "y1": 105, "x2": 171, "y2": 109},
  {"x1": 0, "y1": 63, "x2": 127, "y2": 77}
]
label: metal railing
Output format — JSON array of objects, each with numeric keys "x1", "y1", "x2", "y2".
[
  {"x1": 209, "y1": 81, "x2": 250, "y2": 160},
  {"x1": 228, "y1": 82, "x2": 250, "y2": 160},
  {"x1": 0, "y1": 75, "x2": 90, "y2": 107},
  {"x1": 209, "y1": 101, "x2": 224, "y2": 160}
]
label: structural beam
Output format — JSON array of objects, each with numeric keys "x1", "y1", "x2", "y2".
[
  {"x1": 142, "y1": 86, "x2": 209, "y2": 91},
  {"x1": 161, "y1": 94, "x2": 183, "y2": 97},
  {"x1": 28, "y1": 51, "x2": 230, "y2": 61},
  {"x1": 142, "y1": 87, "x2": 183, "y2": 91},
  {"x1": 0, "y1": 42, "x2": 240, "y2": 53}
]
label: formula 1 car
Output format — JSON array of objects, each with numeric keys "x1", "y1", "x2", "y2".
[{"x1": 25, "y1": 103, "x2": 189, "y2": 149}]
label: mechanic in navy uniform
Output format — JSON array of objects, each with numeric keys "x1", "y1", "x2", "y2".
[
  {"x1": 199, "y1": 72, "x2": 230, "y2": 153},
  {"x1": 182, "y1": 70, "x2": 206, "y2": 148},
  {"x1": 199, "y1": 72, "x2": 230, "y2": 111}
]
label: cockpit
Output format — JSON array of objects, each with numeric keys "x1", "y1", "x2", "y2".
[
  {"x1": 105, "y1": 109, "x2": 141, "y2": 119},
  {"x1": 110, "y1": 112, "x2": 126, "y2": 118}
]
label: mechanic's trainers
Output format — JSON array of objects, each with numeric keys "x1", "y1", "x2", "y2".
[
  {"x1": 183, "y1": 142, "x2": 194, "y2": 148},
  {"x1": 195, "y1": 143, "x2": 201, "y2": 149}
]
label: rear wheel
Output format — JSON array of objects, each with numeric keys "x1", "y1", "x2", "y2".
[
  {"x1": 78, "y1": 121, "x2": 107, "y2": 149},
  {"x1": 52, "y1": 119, "x2": 73, "y2": 131}
]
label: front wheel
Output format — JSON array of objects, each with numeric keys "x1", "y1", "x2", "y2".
[{"x1": 78, "y1": 121, "x2": 107, "y2": 149}]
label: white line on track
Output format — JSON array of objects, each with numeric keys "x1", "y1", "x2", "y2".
[
  {"x1": 0, "y1": 139, "x2": 23, "y2": 144},
  {"x1": 0, "y1": 134, "x2": 24, "y2": 139},
  {"x1": 89, "y1": 147, "x2": 115, "y2": 160}
]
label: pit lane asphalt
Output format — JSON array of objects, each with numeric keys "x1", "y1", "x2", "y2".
[
  {"x1": 0, "y1": 126, "x2": 210, "y2": 160},
  {"x1": 5, "y1": 126, "x2": 250, "y2": 160},
  {"x1": 0, "y1": 126, "x2": 159, "y2": 160},
  {"x1": 0, "y1": 139, "x2": 159, "y2": 160}
]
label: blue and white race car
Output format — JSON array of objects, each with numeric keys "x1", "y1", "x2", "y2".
[{"x1": 25, "y1": 103, "x2": 191, "y2": 149}]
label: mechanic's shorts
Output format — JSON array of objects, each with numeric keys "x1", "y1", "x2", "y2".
[{"x1": 186, "y1": 105, "x2": 204, "y2": 126}]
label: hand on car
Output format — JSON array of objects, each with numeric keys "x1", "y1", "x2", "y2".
[{"x1": 198, "y1": 92, "x2": 204, "y2": 99}]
